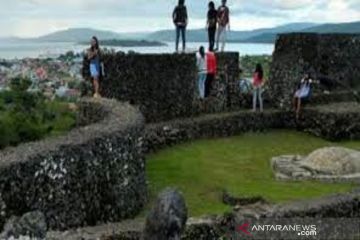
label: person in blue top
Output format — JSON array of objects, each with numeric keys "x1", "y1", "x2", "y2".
[
  {"x1": 87, "y1": 36, "x2": 101, "y2": 98},
  {"x1": 293, "y1": 73, "x2": 313, "y2": 119}
]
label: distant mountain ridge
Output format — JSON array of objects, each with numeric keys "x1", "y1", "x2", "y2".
[
  {"x1": 35, "y1": 28, "x2": 124, "y2": 42},
  {"x1": 241, "y1": 21, "x2": 360, "y2": 43},
  {"x1": 147, "y1": 22, "x2": 319, "y2": 42},
  {"x1": 5, "y1": 21, "x2": 360, "y2": 44},
  {"x1": 302, "y1": 21, "x2": 360, "y2": 33}
]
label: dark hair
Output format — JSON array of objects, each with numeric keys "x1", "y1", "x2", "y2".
[
  {"x1": 222, "y1": 0, "x2": 227, "y2": 5},
  {"x1": 304, "y1": 72, "x2": 312, "y2": 80},
  {"x1": 209, "y1": 1, "x2": 215, "y2": 10},
  {"x1": 199, "y1": 46, "x2": 205, "y2": 58},
  {"x1": 178, "y1": 0, "x2": 185, "y2": 6},
  {"x1": 255, "y1": 63, "x2": 263, "y2": 79},
  {"x1": 91, "y1": 36, "x2": 99, "y2": 51}
]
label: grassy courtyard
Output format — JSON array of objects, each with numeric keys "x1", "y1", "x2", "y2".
[{"x1": 147, "y1": 130, "x2": 360, "y2": 217}]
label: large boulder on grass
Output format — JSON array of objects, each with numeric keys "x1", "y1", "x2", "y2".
[
  {"x1": 271, "y1": 147, "x2": 360, "y2": 182},
  {"x1": 143, "y1": 188, "x2": 187, "y2": 240}
]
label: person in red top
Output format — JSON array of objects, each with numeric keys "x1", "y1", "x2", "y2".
[
  {"x1": 205, "y1": 50, "x2": 217, "y2": 98},
  {"x1": 252, "y1": 63, "x2": 264, "y2": 112},
  {"x1": 216, "y1": 0, "x2": 230, "y2": 52}
]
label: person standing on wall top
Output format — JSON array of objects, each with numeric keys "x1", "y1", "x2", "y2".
[
  {"x1": 173, "y1": 0, "x2": 188, "y2": 53},
  {"x1": 252, "y1": 63, "x2": 264, "y2": 112},
  {"x1": 87, "y1": 36, "x2": 101, "y2": 98},
  {"x1": 196, "y1": 46, "x2": 207, "y2": 99},
  {"x1": 207, "y1": 1, "x2": 218, "y2": 51},
  {"x1": 205, "y1": 49, "x2": 217, "y2": 98},
  {"x1": 216, "y1": 0, "x2": 230, "y2": 52}
]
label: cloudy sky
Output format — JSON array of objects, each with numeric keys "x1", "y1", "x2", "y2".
[{"x1": 0, "y1": 0, "x2": 359, "y2": 37}]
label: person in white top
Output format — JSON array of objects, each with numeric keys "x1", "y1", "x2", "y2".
[
  {"x1": 196, "y1": 46, "x2": 207, "y2": 99},
  {"x1": 294, "y1": 73, "x2": 313, "y2": 119}
]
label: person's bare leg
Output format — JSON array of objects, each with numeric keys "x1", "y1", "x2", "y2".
[
  {"x1": 293, "y1": 97, "x2": 298, "y2": 112},
  {"x1": 296, "y1": 98, "x2": 301, "y2": 119},
  {"x1": 93, "y1": 77, "x2": 101, "y2": 98}
]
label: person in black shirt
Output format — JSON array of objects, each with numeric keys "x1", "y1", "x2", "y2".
[
  {"x1": 207, "y1": 1, "x2": 217, "y2": 51},
  {"x1": 173, "y1": 0, "x2": 188, "y2": 52}
]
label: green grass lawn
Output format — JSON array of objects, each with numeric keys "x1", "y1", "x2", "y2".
[{"x1": 147, "y1": 130, "x2": 360, "y2": 217}]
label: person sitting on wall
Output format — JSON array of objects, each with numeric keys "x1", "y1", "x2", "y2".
[
  {"x1": 205, "y1": 48, "x2": 217, "y2": 98},
  {"x1": 252, "y1": 63, "x2": 264, "y2": 112},
  {"x1": 173, "y1": 0, "x2": 188, "y2": 53},
  {"x1": 87, "y1": 36, "x2": 102, "y2": 98},
  {"x1": 293, "y1": 73, "x2": 313, "y2": 120},
  {"x1": 196, "y1": 46, "x2": 207, "y2": 99}
]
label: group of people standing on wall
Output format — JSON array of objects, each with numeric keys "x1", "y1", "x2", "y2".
[
  {"x1": 195, "y1": 55, "x2": 317, "y2": 118},
  {"x1": 173, "y1": 0, "x2": 230, "y2": 52},
  {"x1": 196, "y1": 46, "x2": 217, "y2": 99},
  {"x1": 196, "y1": 47, "x2": 266, "y2": 113},
  {"x1": 85, "y1": 30, "x2": 316, "y2": 120}
]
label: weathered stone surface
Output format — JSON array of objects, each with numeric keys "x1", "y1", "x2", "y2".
[
  {"x1": 269, "y1": 33, "x2": 360, "y2": 109},
  {"x1": 1, "y1": 211, "x2": 47, "y2": 239},
  {"x1": 302, "y1": 147, "x2": 360, "y2": 175},
  {"x1": 267, "y1": 192, "x2": 360, "y2": 218},
  {"x1": 46, "y1": 219, "x2": 144, "y2": 240},
  {"x1": 83, "y1": 52, "x2": 241, "y2": 122},
  {"x1": 310, "y1": 91, "x2": 360, "y2": 105},
  {"x1": 0, "y1": 100, "x2": 358, "y2": 236},
  {"x1": 144, "y1": 110, "x2": 287, "y2": 153},
  {"x1": 222, "y1": 191, "x2": 267, "y2": 207},
  {"x1": 272, "y1": 147, "x2": 360, "y2": 182},
  {"x1": 0, "y1": 98, "x2": 146, "y2": 231},
  {"x1": 45, "y1": 191, "x2": 360, "y2": 240},
  {"x1": 143, "y1": 188, "x2": 187, "y2": 240},
  {"x1": 298, "y1": 102, "x2": 360, "y2": 141}
]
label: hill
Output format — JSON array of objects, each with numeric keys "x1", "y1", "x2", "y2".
[
  {"x1": 10, "y1": 21, "x2": 360, "y2": 44},
  {"x1": 79, "y1": 39, "x2": 167, "y2": 47},
  {"x1": 242, "y1": 21, "x2": 360, "y2": 43},
  {"x1": 302, "y1": 21, "x2": 360, "y2": 33},
  {"x1": 148, "y1": 22, "x2": 318, "y2": 42},
  {"x1": 35, "y1": 28, "x2": 125, "y2": 42}
]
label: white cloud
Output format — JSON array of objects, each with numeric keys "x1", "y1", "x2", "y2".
[{"x1": 0, "y1": 0, "x2": 359, "y2": 37}]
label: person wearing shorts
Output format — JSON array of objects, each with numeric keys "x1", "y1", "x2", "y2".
[{"x1": 87, "y1": 36, "x2": 101, "y2": 98}]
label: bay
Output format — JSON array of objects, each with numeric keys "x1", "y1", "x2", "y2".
[{"x1": 0, "y1": 41, "x2": 274, "y2": 59}]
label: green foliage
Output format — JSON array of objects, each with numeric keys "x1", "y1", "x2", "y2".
[
  {"x1": 0, "y1": 78, "x2": 76, "y2": 149},
  {"x1": 240, "y1": 55, "x2": 272, "y2": 80},
  {"x1": 58, "y1": 50, "x2": 79, "y2": 61},
  {"x1": 9, "y1": 77, "x2": 32, "y2": 92},
  {"x1": 147, "y1": 130, "x2": 359, "y2": 216}
]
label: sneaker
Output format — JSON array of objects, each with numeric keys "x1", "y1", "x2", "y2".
[{"x1": 93, "y1": 93, "x2": 101, "y2": 98}]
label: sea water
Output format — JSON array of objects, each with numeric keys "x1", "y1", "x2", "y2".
[{"x1": 0, "y1": 41, "x2": 274, "y2": 59}]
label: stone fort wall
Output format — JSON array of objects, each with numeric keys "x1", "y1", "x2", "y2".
[
  {"x1": 83, "y1": 52, "x2": 242, "y2": 122},
  {"x1": 269, "y1": 33, "x2": 360, "y2": 109},
  {"x1": 0, "y1": 99, "x2": 146, "y2": 230}
]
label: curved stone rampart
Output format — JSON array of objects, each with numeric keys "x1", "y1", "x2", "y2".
[{"x1": 0, "y1": 98, "x2": 146, "y2": 230}]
